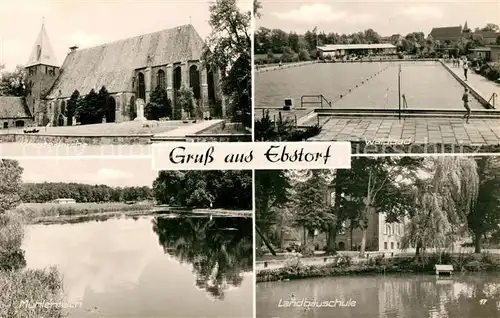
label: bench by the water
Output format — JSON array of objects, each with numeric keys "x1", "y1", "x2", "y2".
[{"x1": 435, "y1": 264, "x2": 454, "y2": 275}]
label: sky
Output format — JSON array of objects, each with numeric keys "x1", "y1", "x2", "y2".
[
  {"x1": 0, "y1": 0, "x2": 252, "y2": 71},
  {"x1": 257, "y1": 0, "x2": 500, "y2": 36},
  {"x1": 18, "y1": 158, "x2": 158, "y2": 187}
]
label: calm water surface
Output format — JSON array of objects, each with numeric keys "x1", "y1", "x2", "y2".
[
  {"x1": 22, "y1": 215, "x2": 253, "y2": 317},
  {"x1": 257, "y1": 273, "x2": 500, "y2": 318}
]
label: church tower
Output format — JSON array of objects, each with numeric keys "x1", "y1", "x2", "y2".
[
  {"x1": 463, "y1": 21, "x2": 470, "y2": 33},
  {"x1": 25, "y1": 21, "x2": 59, "y2": 124}
]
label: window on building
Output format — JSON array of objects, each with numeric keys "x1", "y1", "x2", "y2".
[
  {"x1": 138, "y1": 72, "x2": 146, "y2": 100},
  {"x1": 391, "y1": 242, "x2": 394, "y2": 249},
  {"x1": 49, "y1": 67, "x2": 55, "y2": 76},
  {"x1": 384, "y1": 242, "x2": 387, "y2": 250},
  {"x1": 397, "y1": 242, "x2": 400, "y2": 249},
  {"x1": 157, "y1": 69, "x2": 165, "y2": 90},
  {"x1": 44, "y1": 66, "x2": 48, "y2": 74},
  {"x1": 338, "y1": 221, "x2": 346, "y2": 235}
]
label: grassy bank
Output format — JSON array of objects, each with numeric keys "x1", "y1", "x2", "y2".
[
  {"x1": 0, "y1": 267, "x2": 66, "y2": 318},
  {"x1": 14, "y1": 202, "x2": 156, "y2": 223},
  {"x1": 257, "y1": 252, "x2": 500, "y2": 283},
  {"x1": 0, "y1": 212, "x2": 66, "y2": 317},
  {"x1": 12, "y1": 202, "x2": 250, "y2": 224}
]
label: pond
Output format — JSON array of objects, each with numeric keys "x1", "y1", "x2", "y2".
[
  {"x1": 255, "y1": 61, "x2": 484, "y2": 110},
  {"x1": 257, "y1": 273, "x2": 500, "y2": 318},
  {"x1": 22, "y1": 215, "x2": 253, "y2": 317}
]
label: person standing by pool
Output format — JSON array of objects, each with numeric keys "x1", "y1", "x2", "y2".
[
  {"x1": 384, "y1": 87, "x2": 389, "y2": 109},
  {"x1": 462, "y1": 88, "x2": 471, "y2": 123},
  {"x1": 463, "y1": 59, "x2": 469, "y2": 81}
]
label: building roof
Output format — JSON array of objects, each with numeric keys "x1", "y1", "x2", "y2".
[
  {"x1": 317, "y1": 43, "x2": 396, "y2": 51},
  {"x1": 473, "y1": 31, "x2": 500, "y2": 39},
  {"x1": 471, "y1": 47, "x2": 492, "y2": 52},
  {"x1": 429, "y1": 26, "x2": 462, "y2": 39},
  {"x1": 0, "y1": 96, "x2": 31, "y2": 119},
  {"x1": 26, "y1": 24, "x2": 59, "y2": 68},
  {"x1": 47, "y1": 24, "x2": 205, "y2": 99}
]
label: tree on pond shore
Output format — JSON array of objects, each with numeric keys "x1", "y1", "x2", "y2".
[
  {"x1": 0, "y1": 160, "x2": 23, "y2": 214},
  {"x1": 255, "y1": 169, "x2": 292, "y2": 255},
  {"x1": 0, "y1": 159, "x2": 26, "y2": 271},
  {"x1": 153, "y1": 170, "x2": 252, "y2": 210},
  {"x1": 291, "y1": 170, "x2": 335, "y2": 251},
  {"x1": 21, "y1": 182, "x2": 152, "y2": 203},
  {"x1": 335, "y1": 157, "x2": 423, "y2": 257},
  {"x1": 401, "y1": 157, "x2": 479, "y2": 258},
  {"x1": 467, "y1": 157, "x2": 500, "y2": 253}
]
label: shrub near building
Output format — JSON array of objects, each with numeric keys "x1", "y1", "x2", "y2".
[
  {"x1": 257, "y1": 252, "x2": 500, "y2": 282},
  {"x1": 145, "y1": 86, "x2": 172, "y2": 120}
]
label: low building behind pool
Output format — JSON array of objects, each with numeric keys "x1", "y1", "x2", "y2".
[
  {"x1": 317, "y1": 44, "x2": 397, "y2": 58},
  {"x1": 471, "y1": 45, "x2": 500, "y2": 62},
  {"x1": 52, "y1": 198, "x2": 76, "y2": 204}
]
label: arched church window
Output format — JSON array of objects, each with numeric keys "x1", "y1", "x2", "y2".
[
  {"x1": 138, "y1": 72, "x2": 146, "y2": 100},
  {"x1": 157, "y1": 70, "x2": 165, "y2": 90},
  {"x1": 189, "y1": 65, "x2": 200, "y2": 100}
]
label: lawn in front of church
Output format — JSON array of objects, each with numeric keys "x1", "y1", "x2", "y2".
[{"x1": 0, "y1": 120, "x2": 197, "y2": 136}]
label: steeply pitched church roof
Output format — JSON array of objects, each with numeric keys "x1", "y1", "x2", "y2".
[
  {"x1": 0, "y1": 97, "x2": 31, "y2": 118},
  {"x1": 429, "y1": 26, "x2": 462, "y2": 39},
  {"x1": 47, "y1": 24, "x2": 205, "y2": 99},
  {"x1": 26, "y1": 24, "x2": 59, "y2": 68}
]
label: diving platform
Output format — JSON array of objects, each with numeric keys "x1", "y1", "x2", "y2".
[{"x1": 435, "y1": 264, "x2": 454, "y2": 275}]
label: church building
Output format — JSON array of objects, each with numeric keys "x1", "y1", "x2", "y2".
[{"x1": 19, "y1": 22, "x2": 219, "y2": 127}]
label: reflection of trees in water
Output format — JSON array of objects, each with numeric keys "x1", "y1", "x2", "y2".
[
  {"x1": 401, "y1": 280, "x2": 447, "y2": 317},
  {"x1": 386, "y1": 275, "x2": 500, "y2": 317},
  {"x1": 445, "y1": 276, "x2": 500, "y2": 317},
  {"x1": 152, "y1": 216, "x2": 252, "y2": 300}
]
